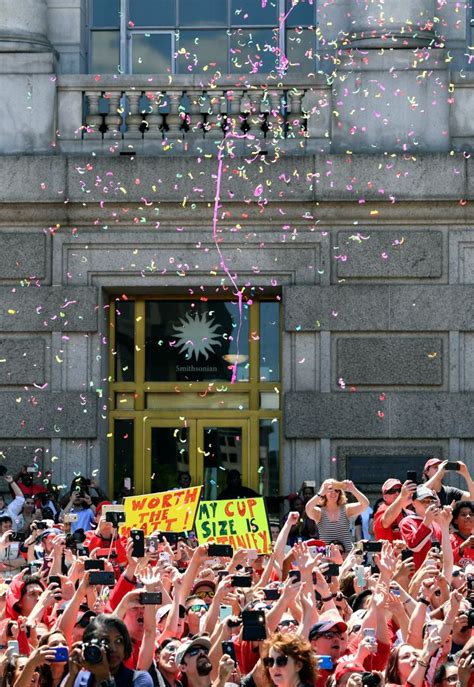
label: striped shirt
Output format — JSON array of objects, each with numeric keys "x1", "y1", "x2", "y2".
[{"x1": 318, "y1": 507, "x2": 353, "y2": 552}]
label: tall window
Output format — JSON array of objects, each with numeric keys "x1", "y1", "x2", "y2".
[{"x1": 89, "y1": 0, "x2": 318, "y2": 75}]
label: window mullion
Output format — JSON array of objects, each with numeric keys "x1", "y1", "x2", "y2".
[
  {"x1": 120, "y1": 0, "x2": 128, "y2": 73},
  {"x1": 278, "y1": 0, "x2": 285, "y2": 72}
]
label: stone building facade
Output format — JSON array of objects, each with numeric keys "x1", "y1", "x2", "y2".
[{"x1": 1, "y1": 0, "x2": 474, "y2": 505}]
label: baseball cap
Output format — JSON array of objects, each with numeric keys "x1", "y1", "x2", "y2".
[
  {"x1": 156, "y1": 604, "x2": 172, "y2": 623},
  {"x1": 175, "y1": 637, "x2": 211, "y2": 666},
  {"x1": 306, "y1": 539, "x2": 328, "y2": 548},
  {"x1": 191, "y1": 580, "x2": 216, "y2": 595},
  {"x1": 414, "y1": 485, "x2": 436, "y2": 501},
  {"x1": 334, "y1": 661, "x2": 365, "y2": 681},
  {"x1": 308, "y1": 619, "x2": 347, "y2": 641},
  {"x1": 382, "y1": 479, "x2": 402, "y2": 493},
  {"x1": 75, "y1": 609, "x2": 97, "y2": 627},
  {"x1": 424, "y1": 458, "x2": 442, "y2": 471}
]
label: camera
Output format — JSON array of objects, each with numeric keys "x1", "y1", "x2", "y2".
[{"x1": 83, "y1": 638, "x2": 109, "y2": 665}]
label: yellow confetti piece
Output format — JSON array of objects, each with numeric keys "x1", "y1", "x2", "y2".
[{"x1": 7, "y1": 309, "x2": 16, "y2": 315}]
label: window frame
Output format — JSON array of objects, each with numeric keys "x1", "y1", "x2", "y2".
[{"x1": 87, "y1": 0, "x2": 318, "y2": 75}]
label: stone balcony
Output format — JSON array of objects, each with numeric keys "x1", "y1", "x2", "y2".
[
  {"x1": 56, "y1": 74, "x2": 332, "y2": 156},
  {"x1": 55, "y1": 62, "x2": 474, "y2": 156}
]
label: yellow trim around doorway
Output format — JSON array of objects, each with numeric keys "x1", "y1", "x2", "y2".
[{"x1": 108, "y1": 296, "x2": 281, "y2": 499}]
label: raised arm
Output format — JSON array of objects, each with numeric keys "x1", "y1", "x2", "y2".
[
  {"x1": 380, "y1": 481, "x2": 416, "y2": 528},
  {"x1": 458, "y1": 461, "x2": 474, "y2": 500},
  {"x1": 343, "y1": 481, "x2": 370, "y2": 519},
  {"x1": 3, "y1": 474, "x2": 25, "y2": 518}
]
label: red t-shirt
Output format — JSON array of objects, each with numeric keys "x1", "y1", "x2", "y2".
[
  {"x1": 450, "y1": 531, "x2": 474, "y2": 566},
  {"x1": 373, "y1": 502, "x2": 405, "y2": 542}
]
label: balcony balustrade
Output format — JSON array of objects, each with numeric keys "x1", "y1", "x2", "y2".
[{"x1": 57, "y1": 74, "x2": 331, "y2": 155}]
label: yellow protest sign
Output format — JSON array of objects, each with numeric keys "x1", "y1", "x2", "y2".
[
  {"x1": 121, "y1": 486, "x2": 202, "y2": 536},
  {"x1": 195, "y1": 497, "x2": 271, "y2": 553}
]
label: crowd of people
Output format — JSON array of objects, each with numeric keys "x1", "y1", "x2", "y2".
[{"x1": 0, "y1": 459, "x2": 472, "y2": 687}]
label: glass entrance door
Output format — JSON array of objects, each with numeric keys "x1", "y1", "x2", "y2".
[
  {"x1": 109, "y1": 296, "x2": 281, "y2": 513},
  {"x1": 197, "y1": 420, "x2": 248, "y2": 500},
  {"x1": 144, "y1": 418, "x2": 248, "y2": 497}
]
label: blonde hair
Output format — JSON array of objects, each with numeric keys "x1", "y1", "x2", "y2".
[{"x1": 319, "y1": 481, "x2": 347, "y2": 507}]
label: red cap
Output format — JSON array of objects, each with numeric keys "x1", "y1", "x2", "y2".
[
  {"x1": 96, "y1": 501, "x2": 113, "y2": 518},
  {"x1": 306, "y1": 539, "x2": 327, "y2": 548},
  {"x1": 382, "y1": 478, "x2": 402, "y2": 493},
  {"x1": 334, "y1": 661, "x2": 365, "y2": 681},
  {"x1": 424, "y1": 458, "x2": 442, "y2": 471}
]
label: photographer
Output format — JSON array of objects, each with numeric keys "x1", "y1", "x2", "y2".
[
  {"x1": 62, "y1": 614, "x2": 153, "y2": 687},
  {"x1": 0, "y1": 515, "x2": 27, "y2": 571},
  {"x1": 60, "y1": 488, "x2": 96, "y2": 534},
  {"x1": 423, "y1": 459, "x2": 474, "y2": 506},
  {"x1": 0, "y1": 472, "x2": 25, "y2": 529}
]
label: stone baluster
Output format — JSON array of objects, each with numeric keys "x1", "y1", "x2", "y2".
[
  {"x1": 162, "y1": 91, "x2": 182, "y2": 141},
  {"x1": 186, "y1": 89, "x2": 203, "y2": 137},
  {"x1": 125, "y1": 90, "x2": 143, "y2": 139},
  {"x1": 267, "y1": 90, "x2": 284, "y2": 141},
  {"x1": 85, "y1": 90, "x2": 103, "y2": 139},
  {"x1": 260, "y1": 90, "x2": 271, "y2": 138},
  {"x1": 157, "y1": 92, "x2": 170, "y2": 136},
  {"x1": 248, "y1": 91, "x2": 265, "y2": 138},
  {"x1": 226, "y1": 89, "x2": 242, "y2": 136},
  {"x1": 206, "y1": 90, "x2": 224, "y2": 140},
  {"x1": 198, "y1": 92, "x2": 211, "y2": 137},
  {"x1": 240, "y1": 92, "x2": 252, "y2": 134},
  {"x1": 287, "y1": 88, "x2": 303, "y2": 139},
  {"x1": 179, "y1": 93, "x2": 191, "y2": 135},
  {"x1": 143, "y1": 92, "x2": 161, "y2": 139},
  {"x1": 104, "y1": 91, "x2": 122, "y2": 140},
  {"x1": 301, "y1": 90, "x2": 323, "y2": 140}
]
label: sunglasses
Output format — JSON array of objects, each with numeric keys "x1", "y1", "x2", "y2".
[
  {"x1": 187, "y1": 604, "x2": 209, "y2": 613},
  {"x1": 163, "y1": 644, "x2": 180, "y2": 654},
  {"x1": 319, "y1": 631, "x2": 341, "y2": 639},
  {"x1": 264, "y1": 656, "x2": 289, "y2": 668},
  {"x1": 278, "y1": 620, "x2": 298, "y2": 628},
  {"x1": 186, "y1": 646, "x2": 209, "y2": 657},
  {"x1": 384, "y1": 488, "x2": 401, "y2": 495},
  {"x1": 195, "y1": 590, "x2": 215, "y2": 599}
]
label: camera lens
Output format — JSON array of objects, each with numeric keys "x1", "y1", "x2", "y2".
[{"x1": 83, "y1": 639, "x2": 108, "y2": 665}]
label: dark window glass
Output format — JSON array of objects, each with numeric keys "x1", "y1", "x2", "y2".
[
  {"x1": 285, "y1": 0, "x2": 315, "y2": 27},
  {"x1": 151, "y1": 426, "x2": 189, "y2": 493},
  {"x1": 285, "y1": 28, "x2": 315, "y2": 72},
  {"x1": 115, "y1": 300, "x2": 135, "y2": 381},
  {"x1": 231, "y1": 0, "x2": 278, "y2": 26},
  {"x1": 179, "y1": 0, "x2": 227, "y2": 26},
  {"x1": 130, "y1": 0, "x2": 176, "y2": 26},
  {"x1": 202, "y1": 427, "x2": 242, "y2": 500},
  {"x1": 176, "y1": 30, "x2": 227, "y2": 73},
  {"x1": 145, "y1": 300, "x2": 249, "y2": 382},
  {"x1": 113, "y1": 419, "x2": 134, "y2": 498},
  {"x1": 230, "y1": 28, "x2": 277, "y2": 73},
  {"x1": 347, "y1": 455, "x2": 428, "y2": 502},
  {"x1": 259, "y1": 419, "x2": 280, "y2": 515},
  {"x1": 132, "y1": 33, "x2": 173, "y2": 73},
  {"x1": 91, "y1": 31, "x2": 120, "y2": 72},
  {"x1": 92, "y1": 0, "x2": 120, "y2": 27},
  {"x1": 260, "y1": 302, "x2": 280, "y2": 381}
]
